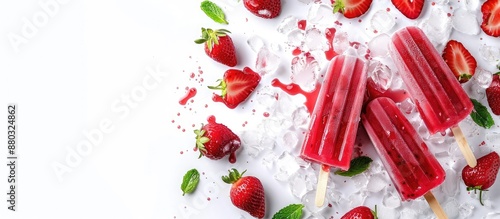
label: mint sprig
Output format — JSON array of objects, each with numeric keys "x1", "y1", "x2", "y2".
[
  {"x1": 470, "y1": 98, "x2": 494, "y2": 129},
  {"x1": 335, "y1": 156, "x2": 373, "y2": 177},
  {"x1": 200, "y1": 0, "x2": 228, "y2": 24},
  {"x1": 272, "y1": 204, "x2": 304, "y2": 219},
  {"x1": 181, "y1": 169, "x2": 200, "y2": 195}
]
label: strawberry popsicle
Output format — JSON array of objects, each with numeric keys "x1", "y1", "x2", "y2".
[
  {"x1": 362, "y1": 97, "x2": 447, "y2": 219},
  {"x1": 300, "y1": 54, "x2": 368, "y2": 206},
  {"x1": 390, "y1": 26, "x2": 476, "y2": 167}
]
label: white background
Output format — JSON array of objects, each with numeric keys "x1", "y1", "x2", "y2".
[{"x1": 1, "y1": 0, "x2": 500, "y2": 219}]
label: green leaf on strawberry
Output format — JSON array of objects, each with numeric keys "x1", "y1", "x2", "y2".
[
  {"x1": 335, "y1": 156, "x2": 373, "y2": 177},
  {"x1": 194, "y1": 128, "x2": 210, "y2": 158},
  {"x1": 470, "y1": 99, "x2": 494, "y2": 128},
  {"x1": 200, "y1": 0, "x2": 228, "y2": 24},
  {"x1": 181, "y1": 168, "x2": 200, "y2": 196},
  {"x1": 272, "y1": 204, "x2": 304, "y2": 219}
]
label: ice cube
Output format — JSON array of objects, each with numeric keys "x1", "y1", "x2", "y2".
[
  {"x1": 366, "y1": 174, "x2": 386, "y2": 193},
  {"x1": 277, "y1": 16, "x2": 299, "y2": 34},
  {"x1": 368, "y1": 61, "x2": 393, "y2": 91},
  {"x1": 459, "y1": 202, "x2": 474, "y2": 218},
  {"x1": 256, "y1": 46, "x2": 280, "y2": 76},
  {"x1": 302, "y1": 189, "x2": 327, "y2": 213},
  {"x1": 274, "y1": 151, "x2": 301, "y2": 181},
  {"x1": 304, "y1": 28, "x2": 328, "y2": 52},
  {"x1": 370, "y1": 10, "x2": 396, "y2": 34},
  {"x1": 368, "y1": 33, "x2": 391, "y2": 58},
  {"x1": 261, "y1": 151, "x2": 277, "y2": 169},
  {"x1": 286, "y1": 29, "x2": 305, "y2": 48},
  {"x1": 434, "y1": 0, "x2": 449, "y2": 4},
  {"x1": 443, "y1": 200, "x2": 460, "y2": 218},
  {"x1": 333, "y1": 31, "x2": 350, "y2": 55},
  {"x1": 247, "y1": 35, "x2": 265, "y2": 53},
  {"x1": 352, "y1": 173, "x2": 369, "y2": 189},
  {"x1": 383, "y1": 191, "x2": 401, "y2": 209},
  {"x1": 348, "y1": 192, "x2": 366, "y2": 208},
  {"x1": 307, "y1": 4, "x2": 337, "y2": 28},
  {"x1": 297, "y1": 0, "x2": 316, "y2": 4},
  {"x1": 400, "y1": 208, "x2": 418, "y2": 219},
  {"x1": 419, "y1": 7, "x2": 452, "y2": 46},
  {"x1": 442, "y1": 169, "x2": 459, "y2": 197},
  {"x1": 463, "y1": 0, "x2": 480, "y2": 12},
  {"x1": 290, "y1": 173, "x2": 308, "y2": 198},
  {"x1": 471, "y1": 68, "x2": 493, "y2": 89},
  {"x1": 479, "y1": 44, "x2": 500, "y2": 65},
  {"x1": 292, "y1": 106, "x2": 310, "y2": 128},
  {"x1": 398, "y1": 98, "x2": 415, "y2": 114},
  {"x1": 452, "y1": 8, "x2": 480, "y2": 35},
  {"x1": 291, "y1": 54, "x2": 320, "y2": 91},
  {"x1": 278, "y1": 130, "x2": 299, "y2": 152},
  {"x1": 485, "y1": 212, "x2": 500, "y2": 219},
  {"x1": 376, "y1": 205, "x2": 398, "y2": 219}
]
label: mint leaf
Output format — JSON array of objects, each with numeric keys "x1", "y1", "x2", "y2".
[
  {"x1": 470, "y1": 99, "x2": 494, "y2": 129},
  {"x1": 181, "y1": 169, "x2": 200, "y2": 195},
  {"x1": 200, "y1": 1, "x2": 228, "y2": 24},
  {"x1": 272, "y1": 204, "x2": 304, "y2": 219},
  {"x1": 335, "y1": 156, "x2": 373, "y2": 177}
]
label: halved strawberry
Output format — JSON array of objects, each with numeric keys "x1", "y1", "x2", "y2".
[
  {"x1": 391, "y1": 0, "x2": 424, "y2": 19},
  {"x1": 486, "y1": 69, "x2": 500, "y2": 115},
  {"x1": 442, "y1": 40, "x2": 477, "y2": 83},
  {"x1": 481, "y1": 0, "x2": 500, "y2": 37},
  {"x1": 333, "y1": 0, "x2": 373, "y2": 19},
  {"x1": 209, "y1": 67, "x2": 261, "y2": 109}
]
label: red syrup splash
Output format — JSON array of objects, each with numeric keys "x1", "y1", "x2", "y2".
[
  {"x1": 325, "y1": 28, "x2": 338, "y2": 61},
  {"x1": 179, "y1": 88, "x2": 197, "y2": 105},
  {"x1": 271, "y1": 79, "x2": 321, "y2": 113},
  {"x1": 207, "y1": 115, "x2": 216, "y2": 123}
]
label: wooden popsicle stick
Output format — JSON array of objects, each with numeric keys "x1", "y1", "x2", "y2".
[
  {"x1": 423, "y1": 192, "x2": 448, "y2": 219},
  {"x1": 315, "y1": 165, "x2": 330, "y2": 207},
  {"x1": 451, "y1": 126, "x2": 477, "y2": 167}
]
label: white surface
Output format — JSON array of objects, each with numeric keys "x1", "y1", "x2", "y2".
[{"x1": 0, "y1": 0, "x2": 499, "y2": 218}]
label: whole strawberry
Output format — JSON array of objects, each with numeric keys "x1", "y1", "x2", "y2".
[
  {"x1": 341, "y1": 206, "x2": 377, "y2": 219},
  {"x1": 222, "y1": 169, "x2": 266, "y2": 218},
  {"x1": 209, "y1": 67, "x2": 261, "y2": 109},
  {"x1": 486, "y1": 71, "x2": 500, "y2": 115},
  {"x1": 243, "y1": 0, "x2": 281, "y2": 19},
  {"x1": 195, "y1": 28, "x2": 237, "y2": 67},
  {"x1": 194, "y1": 121, "x2": 240, "y2": 163},
  {"x1": 462, "y1": 152, "x2": 500, "y2": 205}
]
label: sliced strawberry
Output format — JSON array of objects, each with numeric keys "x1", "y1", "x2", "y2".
[
  {"x1": 333, "y1": 0, "x2": 373, "y2": 19},
  {"x1": 391, "y1": 0, "x2": 424, "y2": 19},
  {"x1": 195, "y1": 28, "x2": 238, "y2": 67},
  {"x1": 442, "y1": 40, "x2": 477, "y2": 83},
  {"x1": 481, "y1": 0, "x2": 500, "y2": 37},
  {"x1": 209, "y1": 67, "x2": 261, "y2": 109}
]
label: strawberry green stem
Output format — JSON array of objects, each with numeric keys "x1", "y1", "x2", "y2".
[{"x1": 194, "y1": 126, "x2": 210, "y2": 158}]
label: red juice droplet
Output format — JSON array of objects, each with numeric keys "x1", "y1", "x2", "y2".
[
  {"x1": 263, "y1": 112, "x2": 270, "y2": 117},
  {"x1": 271, "y1": 78, "x2": 321, "y2": 114},
  {"x1": 292, "y1": 47, "x2": 302, "y2": 56},
  {"x1": 229, "y1": 152, "x2": 237, "y2": 163},
  {"x1": 190, "y1": 72, "x2": 195, "y2": 78},
  {"x1": 207, "y1": 115, "x2": 216, "y2": 123},
  {"x1": 298, "y1": 20, "x2": 307, "y2": 30}
]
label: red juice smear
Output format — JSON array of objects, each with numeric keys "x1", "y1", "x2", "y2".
[
  {"x1": 324, "y1": 28, "x2": 337, "y2": 61},
  {"x1": 298, "y1": 20, "x2": 307, "y2": 30},
  {"x1": 271, "y1": 78, "x2": 321, "y2": 113}
]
